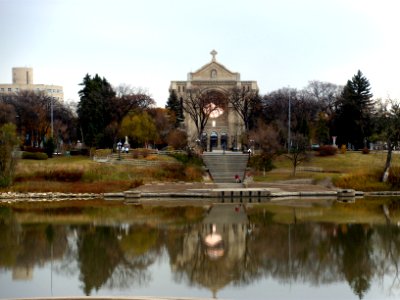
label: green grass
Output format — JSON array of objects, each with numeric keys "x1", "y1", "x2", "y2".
[
  {"x1": 255, "y1": 151, "x2": 400, "y2": 191},
  {"x1": 3, "y1": 155, "x2": 203, "y2": 193},
  {"x1": 4, "y1": 151, "x2": 400, "y2": 193}
]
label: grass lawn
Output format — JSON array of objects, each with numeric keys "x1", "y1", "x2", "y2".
[
  {"x1": 3, "y1": 150, "x2": 400, "y2": 193},
  {"x1": 3, "y1": 154, "x2": 202, "y2": 193},
  {"x1": 254, "y1": 150, "x2": 400, "y2": 191}
]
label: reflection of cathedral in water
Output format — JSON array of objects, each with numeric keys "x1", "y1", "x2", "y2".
[{"x1": 171, "y1": 204, "x2": 251, "y2": 297}]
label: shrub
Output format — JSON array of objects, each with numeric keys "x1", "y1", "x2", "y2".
[
  {"x1": 184, "y1": 165, "x2": 203, "y2": 181},
  {"x1": 141, "y1": 148, "x2": 150, "y2": 158},
  {"x1": 95, "y1": 149, "x2": 112, "y2": 157},
  {"x1": 317, "y1": 145, "x2": 337, "y2": 156},
  {"x1": 248, "y1": 154, "x2": 274, "y2": 171},
  {"x1": 167, "y1": 129, "x2": 188, "y2": 150},
  {"x1": 44, "y1": 137, "x2": 55, "y2": 158},
  {"x1": 362, "y1": 147, "x2": 370, "y2": 154},
  {"x1": 23, "y1": 146, "x2": 45, "y2": 153},
  {"x1": 131, "y1": 179, "x2": 143, "y2": 188},
  {"x1": 132, "y1": 149, "x2": 139, "y2": 158},
  {"x1": 388, "y1": 166, "x2": 400, "y2": 187},
  {"x1": 47, "y1": 169, "x2": 84, "y2": 182},
  {"x1": 145, "y1": 155, "x2": 159, "y2": 161},
  {"x1": 153, "y1": 163, "x2": 186, "y2": 180},
  {"x1": 340, "y1": 144, "x2": 347, "y2": 154},
  {"x1": 70, "y1": 148, "x2": 89, "y2": 156},
  {"x1": 170, "y1": 152, "x2": 203, "y2": 166},
  {"x1": 333, "y1": 169, "x2": 388, "y2": 191},
  {"x1": 22, "y1": 152, "x2": 48, "y2": 160}
]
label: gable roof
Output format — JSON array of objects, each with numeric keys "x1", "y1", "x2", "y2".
[{"x1": 189, "y1": 59, "x2": 240, "y2": 81}]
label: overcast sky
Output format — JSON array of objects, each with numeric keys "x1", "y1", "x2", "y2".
[{"x1": 1, "y1": 0, "x2": 400, "y2": 106}]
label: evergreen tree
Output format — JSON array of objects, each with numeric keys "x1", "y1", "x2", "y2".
[
  {"x1": 333, "y1": 70, "x2": 374, "y2": 149},
  {"x1": 0, "y1": 123, "x2": 19, "y2": 187},
  {"x1": 165, "y1": 90, "x2": 184, "y2": 127},
  {"x1": 77, "y1": 74, "x2": 115, "y2": 148}
]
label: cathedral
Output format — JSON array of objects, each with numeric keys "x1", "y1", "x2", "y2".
[{"x1": 169, "y1": 50, "x2": 259, "y2": 150}]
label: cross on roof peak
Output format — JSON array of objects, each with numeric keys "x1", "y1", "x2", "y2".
[{"x1": 210, "y1": 49, "x2": 218, "y2": 62}]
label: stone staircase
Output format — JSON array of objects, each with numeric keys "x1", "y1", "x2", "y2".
[{"x1": 202, "y1": 151, "x2": 249, "y2": 183}]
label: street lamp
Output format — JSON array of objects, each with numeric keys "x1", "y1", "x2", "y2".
[
  {"x1": 50, "y1": 97, "x2": 54, "y2": 139},
  {"x1": 288, "y1": 88, "x2": 291, "y2": 153}
]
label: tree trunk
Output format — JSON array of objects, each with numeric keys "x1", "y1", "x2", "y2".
[{"x1": 382, "y1": 144, "x2": 393, "y2": 182}]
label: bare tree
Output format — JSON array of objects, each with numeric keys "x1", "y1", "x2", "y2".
[
  {"x1": 111, "y1": 85, "x2": 155, "y2": 121},
  {"x1": 228, "y1": 86, "x2": 259, "y2": 131},
  {"x1": 305, "y1": 81, "x2": 343, "y2": 116},
  {"x1": 183, "y1": 87, "x2": 225, "y2": 140},
  {"x1": 285, "y1": 134, "x2": 310, "y2": 176},
  {"x1": 374, "y1": 100, "x2": 400, "y2": 182}
]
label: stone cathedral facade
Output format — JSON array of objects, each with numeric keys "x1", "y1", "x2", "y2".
[{"x1": 169, "y1": 50, "x2": 258, "y2": 150}]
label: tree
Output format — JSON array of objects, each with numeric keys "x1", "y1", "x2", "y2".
[
  {"x1": 106, "y1": 85, "x2": 155, "y2": 147},
  {"x1": 263, "y1": 88, "x2": 320, "y2": 147},
  {"x1": 228, "y1": 86, "x2": 260, "y2": 131},
  {"x1": 77, "y1": 74, "x2": 115, "y2": 148},
  {"x1": 112, "y1": 85, "x2": 155, "y2": 121},
  {"x1": 373, "y1": 100, "x2": 400, "y2": 182},
  {"x1": 167, "y1": 129, "x2": 188, "y2": 150},
  {"x1": 314, "y1": 112, "x2": 331, "y2": 145},
  {"x1": 120, "y1": 111, "x2": 158, "y2": 148},
  {"x1": 0, "y1": 98, "x2": 16, "y2": 126},
  {"x1": 166, "y1": 90, "x2": 184, "y2": 127},
  {"x1": 183, "y1": 87, "x2": 225, "y2": 141},
  {"x1": 0, "y1": 123, "x2": 19, "y2": 187},
  {"x1": 305, "y1": 80, "x2": 343, "y2": 117},
  {"x1": 248, "y1": 120, "x2": 282, "y2": 171},
  {"x1": 147, "y1": 108, "x2": 175, "y2": 148},
  {"x1": 7, "y1": 90, "x2": 52, "y2": 147},
  {"x1": 285, "y1": 134, "x2": 309, "y2": 176},
  {"x1": 333, "y1": 70, "x2": 374, "y2": 149}
]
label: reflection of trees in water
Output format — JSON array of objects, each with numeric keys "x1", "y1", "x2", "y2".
[
  {"x1": 4, "y1": 204, "x2": 400, "y2": 298},
  {"x1": 374, "y1": 224, "x2": 400, "y2": 297},
  {"x1": 247, "y1": 222, "x2": 375, "y2": 298},
  {"x1": 164, "y1": 217, "x2": 400, "y2": 299},
  {"x1": 333, "y1": 225, "x2": 373, "y2": 299},
  {"x1": 8, "y1": 223, "x2": 67, "y2": 271},
  {"x1": 75, "y1": 224, "x2": 163, "y2": 295}
]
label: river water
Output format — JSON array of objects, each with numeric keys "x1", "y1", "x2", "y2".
[{"x1": 1, "y1": 197, "x2": 400, "y2": 300}]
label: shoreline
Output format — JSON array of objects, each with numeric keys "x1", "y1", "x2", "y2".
[{"x1": 2, "y1": 181, "x2": 400, "y2": 203}]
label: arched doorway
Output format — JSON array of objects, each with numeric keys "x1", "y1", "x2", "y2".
[
  {"x1": 210, "y1": 131, "x2": 218, "y2": 151},
  {"x1": 220, "y1": 132, "x2": 228, "y2": 150}
]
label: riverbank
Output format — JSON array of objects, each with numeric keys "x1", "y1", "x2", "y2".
[{"x1": 0, "y1": 181, "x2": 368, "y2": 202}]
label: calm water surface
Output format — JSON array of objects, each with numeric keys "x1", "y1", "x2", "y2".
[{"x1": 1, "y1": 197, "x2": 400, "y2": 299}]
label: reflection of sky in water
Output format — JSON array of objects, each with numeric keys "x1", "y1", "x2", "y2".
[{"x1": 1, "y1": 253, "x2": 399, "y2": 300}]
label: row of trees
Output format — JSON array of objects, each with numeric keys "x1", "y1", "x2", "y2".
[
  {"x1": 0, "y1": 74, "x2": 186, "y2": 153},
  {"x1": 2, "y1": 208, "x2": 400, "y2": 299},
  {"x1": 2, "y1": 70, "x2": 400, "y2": 182},
  {"x1": 166, "y1": 70, "x2": 400, "y2": 179},
  {"x1": 0, "y1": 70, "x2": 381, "y2": 153}
]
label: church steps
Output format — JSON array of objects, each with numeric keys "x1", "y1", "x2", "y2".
[{"x1": 202, "y1": 152, "x2": 249, "y2": 183}]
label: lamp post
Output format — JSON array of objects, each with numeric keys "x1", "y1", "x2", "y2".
[
  {"x1": 288, "y1": 88, "x2": 291, "y2": 153},
  {"x1": 50, "y1": 97, "x2": 54, "y2": 139}
]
